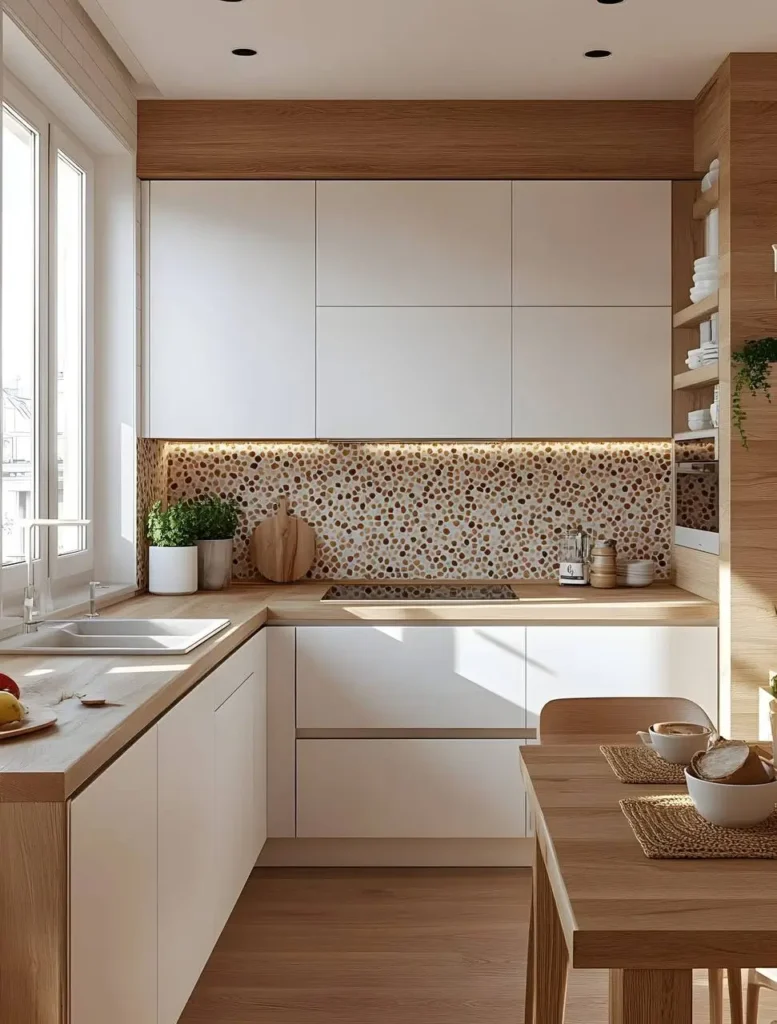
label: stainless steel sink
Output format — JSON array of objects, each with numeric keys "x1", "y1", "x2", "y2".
[{"x1": 0, "y1": 618, "x2": 231, "y2": 655}]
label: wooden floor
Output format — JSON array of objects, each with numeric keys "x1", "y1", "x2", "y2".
[{"x1": 180, "y1": 867, "x2": 777, "y2": 1024}]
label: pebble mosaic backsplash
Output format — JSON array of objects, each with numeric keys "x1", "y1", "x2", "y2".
[{"x1": 136, "y1": 441, "x2": 673, "y2": 583}]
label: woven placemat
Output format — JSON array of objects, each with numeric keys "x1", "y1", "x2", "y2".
[
  {"x1": 600, "y1": 744, "x2": 687, "y2": 784},
  {"x1": 621, "y1": 795, "x2": 777, "y2": 859}
]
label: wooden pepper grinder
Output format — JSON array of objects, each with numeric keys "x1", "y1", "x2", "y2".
[{"x1": 590, "y1": 539, "x2": 617, "y2": 589}]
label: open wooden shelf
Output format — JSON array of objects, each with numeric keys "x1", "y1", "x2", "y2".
[
  {"x1": 673, "y1": 363, "x2": 719, "y2": 390},
  {"x1": 674, "y1": 428, "x2": 719, "y2": 442},
  {"x1": 692, "y1": 181, "x2": 719, "y2": 219},
  {"x1": 673, "y1": 292, "x2": 719, "y2": 329}
]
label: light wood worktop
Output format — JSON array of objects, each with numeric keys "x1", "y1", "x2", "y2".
[{"x1": 0, "y1": 582, "x2": 716, "y2": 802}]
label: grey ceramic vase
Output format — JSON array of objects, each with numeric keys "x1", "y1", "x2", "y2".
[{"x1": 197, "y1": 538, "x2": 233, "y2": 591}]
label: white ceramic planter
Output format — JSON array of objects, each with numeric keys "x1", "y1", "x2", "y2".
[
  {"x1": 148, "y1": 546, "x2": 198, "y2": 595},
  {"x1": 197, "y1": 538, "x2": 233, "y2": 591}
]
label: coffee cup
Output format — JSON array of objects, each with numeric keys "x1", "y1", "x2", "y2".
[{"x1": 636, "y1": 721, "x2": 713, "y2": 764}]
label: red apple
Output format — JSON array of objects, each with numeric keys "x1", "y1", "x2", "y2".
[{"x1": 0, "y1": 674, "x2": 21, "y2": 699}]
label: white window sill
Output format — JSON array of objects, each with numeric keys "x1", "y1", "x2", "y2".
[{"x1": 0, "y1": 583, "x2": 137, "y2": 641}]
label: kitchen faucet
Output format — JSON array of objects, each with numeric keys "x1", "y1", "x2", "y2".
[{"x1": 20, "y1": 519, "x2": 91, "y2": 632}]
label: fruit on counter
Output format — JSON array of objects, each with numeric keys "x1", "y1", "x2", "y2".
[
  {"x1": 0, "y1": 691, "x2": 25, "y2": 725},
  {"x1": 0, "y1": 673, "x2": 21, "y2": 699}
]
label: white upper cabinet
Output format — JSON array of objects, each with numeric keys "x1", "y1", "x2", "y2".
[
  {"x1": 316, "y1": 306, "x2": 512, "y2": 438},
  {"x1": 512, "y1": 306, "x2": 671, "y2": 438},
  {"x1": 147, "y1": 180, "x2": 315, "y2": 439},
  {"x1": 512, "y1": 180, "x2": 671, "y2": 306},
  {"x1": 316, "y1": 181, "x2": 512, "y2": 306}
]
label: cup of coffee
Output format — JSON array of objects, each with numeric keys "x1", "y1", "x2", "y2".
[{"x1": 636, "y1": 721, "x2": 713, "y2": 764}]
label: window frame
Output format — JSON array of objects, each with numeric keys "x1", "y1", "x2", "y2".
[{"x1": 2, "y1": 75, "x2": 94, "y2": 593}]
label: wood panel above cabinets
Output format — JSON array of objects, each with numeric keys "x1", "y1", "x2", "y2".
[
  {"x1": 137, "y1": 100, "x2": 696, "y2": 180},
  {"x1": 316, "y1": 180, "x2": 512, "y2": 306}
]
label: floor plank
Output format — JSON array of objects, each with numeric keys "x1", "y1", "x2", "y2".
[{"x1": 180, "y1": 867, "x2": 776, "y2": 1024}]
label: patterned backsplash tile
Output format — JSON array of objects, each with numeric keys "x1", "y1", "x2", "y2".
[
  {"x1": 137, "y1": 441, "x2": 672, "y2": 582},
  {"x1": 136, "y1": 438, "x2": 168, "y2": 590}
]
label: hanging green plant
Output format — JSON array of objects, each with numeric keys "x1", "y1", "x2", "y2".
[{"x1": 732, "y1": 337, "x2": 777, "y2": 447}]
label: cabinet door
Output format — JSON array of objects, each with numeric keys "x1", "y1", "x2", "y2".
[
  {"x1": 512, "y1": 180, "x2": 671, "y2": 306},
  {"x1": 214, "y1": 674, "x2": 257, "y2": 936},
  {"x1": 70, "y1": 728, "x2": 158, "y2": 1024},
  {"x1": 316, "y1": 180, "x2": 511, "y2": 306},
  {"x1": 253, "y1": 630, "x2": 268, "y2": 857},
  {"x1": 148, "y1": 180, "x2": 315, "y2": 439},
  {"x1": 525, "y1": 626, "x2": 719, "y2": 730},
  {"x1": 297, "y1": 626, "x2": 526, "y2": 729},
  {"x1": 512, "y1": 307, "x2": 671, "y2": 438},
  {"x1": 297, "y1": 739, "x2": 525, "y2": 838},
  {"x1": 157, "y1": 676, "x2": 215, "y2": 1024},
  {"x1": 316, "y1": 306, "x2": 512, "y2": 439}
]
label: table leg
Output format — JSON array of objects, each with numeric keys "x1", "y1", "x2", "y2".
[
  {"x1": 727, "y1": 968, "x2": 743, "y2": 1024},
  {"x1": 609, "y1": 970, "x2": 623, "y2": 1024},
  {"x1": 617, "y1": 969, "x2": 692, "y2": 1024},
  {"x1": 533, "y1": 837, "x2": 568, "y2": 1024},
  {"x1": 524, "y1": 882, "x2": 535, "y2": 1024}
]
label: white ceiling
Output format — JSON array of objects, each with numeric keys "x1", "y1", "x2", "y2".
[{"x1": 82, "y1": 0, "x2": 777, "y2": 100}]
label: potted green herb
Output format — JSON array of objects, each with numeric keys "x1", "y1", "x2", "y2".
[
  {"x1": 191, "y1": 494, "x2": 241, "y2": 591},
  {"x1": 146, "y1": 499, "x2": 199, "y2": 595}
]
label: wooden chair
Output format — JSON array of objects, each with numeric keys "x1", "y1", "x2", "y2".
[
  {"x1": 526, "y1": 696, "x2": 740, "y2": 1024},
  {"x1": 746, "y1": 967, "x2": 777, "y2": 1023}
]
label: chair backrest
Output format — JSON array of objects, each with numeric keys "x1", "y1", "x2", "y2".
[{"x1": 538, "y1": 696, "x2": 715, "y2": 745}]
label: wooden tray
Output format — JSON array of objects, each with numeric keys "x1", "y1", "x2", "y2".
[{"x1": 0, "y1": 708, "x2": 57, "y2": 740}]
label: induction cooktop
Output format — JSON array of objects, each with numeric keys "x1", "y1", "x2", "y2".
[{"x1": 321, "y1": 583, "x2": 519, "y2": 603}]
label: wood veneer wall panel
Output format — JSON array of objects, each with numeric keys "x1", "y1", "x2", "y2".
[
  {"x1": 696, "y1": 55, "x2": 777, "y2": 738},
  {"x1": 0, "y1": 802, "x2": 67, "y2": 1023},
  {"x1": 137, "y1": 100, "x2": 696, "y2": 180}
]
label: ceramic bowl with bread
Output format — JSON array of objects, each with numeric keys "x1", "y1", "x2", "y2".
[{"x1": 686, "y1": 740, "x2": 777, "y2": 827}]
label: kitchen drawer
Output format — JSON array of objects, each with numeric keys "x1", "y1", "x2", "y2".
[
  {"x1": 296, "y1": 739, "x2": 526, "y2": 838},
  {"x1": 296, "y1": 626, "x2": 527, "y2": 729}
]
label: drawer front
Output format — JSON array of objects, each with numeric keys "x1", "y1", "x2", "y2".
[
  {"x1": 296, "y1": 626, "x2": 527, "y2": 729},
  {"x1": 525, "y1": 626, "x2": 719, "y2": 729},
  {"x1": 296, "y1": 739, "x2": 526, "y2": 838},
  {"x1": 210, "y1": 630, "x2": 265, "y2": 710}
]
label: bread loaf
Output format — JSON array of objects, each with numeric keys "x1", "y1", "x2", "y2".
[{"x1": 691, "y1": 740, "x2": 771, "y2": 786}]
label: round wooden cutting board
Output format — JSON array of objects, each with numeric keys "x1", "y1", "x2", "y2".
[{"x1": 251, "y1": 497, "x2": 316, "y2": 583}]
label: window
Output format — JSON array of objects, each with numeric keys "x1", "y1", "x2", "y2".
[{"x1": 1, "y1": 81, "x2": 93, "y2": 587}]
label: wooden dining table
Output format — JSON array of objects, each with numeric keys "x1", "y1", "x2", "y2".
[{"x1": 520, "y1": 742, "x2": 777, "y2": 1024}]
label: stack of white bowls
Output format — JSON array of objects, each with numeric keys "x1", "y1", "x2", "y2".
[
  {"x1": 690, "y1": 255, "x2": 719, "y2": 303},
  {"x1": 616, "y1": 560, "x2": 655, "y2": 588},
  {"x1": 688, "y1": 408, "x2": 714, "y2": 431}
]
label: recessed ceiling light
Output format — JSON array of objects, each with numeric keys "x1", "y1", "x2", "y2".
[
  {"x1": 232, "y1": 47, "x2": 257, "y2": 56},
  {"x1": 597, "y1": 0, "x2": 624, "y2": 4},
  {"x1": 585, "y1": 49, "x2": 612, "y2": 58}
]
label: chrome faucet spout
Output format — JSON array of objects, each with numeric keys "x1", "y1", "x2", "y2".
[{"x1": 19, "y1": 519, "x2": 91, "y2": 632}]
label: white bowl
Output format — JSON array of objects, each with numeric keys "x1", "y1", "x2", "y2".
[
  {"x1": 685, "y1": 768, "x2": 777, "y2": 827},
  {"x1": 695, "y1": 256, "x2": 719, "y2": 267}
]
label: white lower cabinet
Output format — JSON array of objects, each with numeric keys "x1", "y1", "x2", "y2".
[
  {"x1": 157, "y1": 673, "x2": 217, "y2": 1024},
  {"x1": 70, "y1": 630, "x2": 268, "y2": 1024},
  {"x1": 525, "y1": 626, "x2": 719, "y2": 730},
  {"x1": 70, "y1": 727, "x2": 159, "y2": 1024},
  {"x1": 214, "y1": 672, "x2": 260, "y2": 936},
  {"x1": 296, "y1": 739, "x2": 525, "y2": 838}
]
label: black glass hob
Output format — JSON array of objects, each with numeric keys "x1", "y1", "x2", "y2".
[{"x1": 321, "y1": 583, "x2": 519, "y2": 603}]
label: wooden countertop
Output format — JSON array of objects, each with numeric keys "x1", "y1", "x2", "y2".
[{"x1": 0, "y1": 582, "x2": 716, "y2": 803}]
